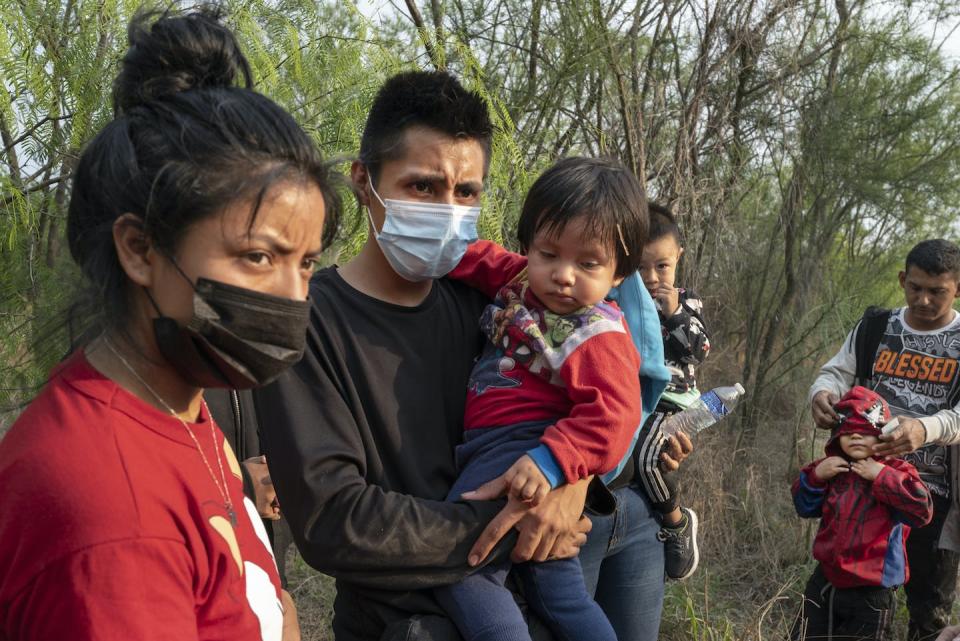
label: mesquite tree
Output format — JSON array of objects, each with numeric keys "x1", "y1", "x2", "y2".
[{"x1": 2, "y1": 0, "x2": 959, "y2": 437}]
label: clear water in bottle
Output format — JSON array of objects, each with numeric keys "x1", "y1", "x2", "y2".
[{"x1": 660, "y1": 383, "x2": 745, "y2": 437}]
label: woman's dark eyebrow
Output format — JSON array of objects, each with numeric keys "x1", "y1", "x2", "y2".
[{"x1": 246, "y1": 232, "x2": 321, "y2": 256}]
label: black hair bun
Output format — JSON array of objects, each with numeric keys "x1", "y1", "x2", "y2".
[{"x1": 112, "y1": 6, "x2": 252, "y2": 114}]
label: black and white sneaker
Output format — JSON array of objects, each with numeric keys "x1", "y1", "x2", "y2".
[{"x1": 657, "y1": 507, "x2": 699, "y2": 580}]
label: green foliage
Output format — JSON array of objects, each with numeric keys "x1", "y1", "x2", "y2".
[
  {"x1": 0, "y1": 2, "x2": 957, "y2": 412},
  {"x1": 0, "y1": 0, "x2": 140, "y2": 409}
]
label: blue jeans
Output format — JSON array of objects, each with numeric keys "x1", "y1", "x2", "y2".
[
  {"x1": 435, "y1": 557, "x2": 616, "y2": 641},
  {"x1": 579, "y1": 483, "x2": 666, "y2": 641},
  {"x1": 439, "y1": 421, "x2": 617, "y2": 641}
]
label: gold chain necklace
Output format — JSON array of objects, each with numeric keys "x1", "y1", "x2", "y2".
[{"x1": 102, "y1": 337, "x2": 237, "y2": 526}]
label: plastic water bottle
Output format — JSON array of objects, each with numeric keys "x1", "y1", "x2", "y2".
[{"x1": 660, "y1": 383, "x2": 746, "y2": 437}]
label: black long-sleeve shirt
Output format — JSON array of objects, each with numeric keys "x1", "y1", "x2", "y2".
[
  {"x1": 659, "y1": 288, "x2": 710, "y2": 393},
  {"x1": 254, "y1": 268, "x2": 507, "y2": 640}
]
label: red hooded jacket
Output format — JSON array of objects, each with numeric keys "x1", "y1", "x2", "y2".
[{"x1": 792, "y1": 386, "x2": 933, "y2": 588}]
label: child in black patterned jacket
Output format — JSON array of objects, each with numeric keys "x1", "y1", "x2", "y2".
[{"x1": 636, "y1": 202, "x2": 711, "y2": 580}]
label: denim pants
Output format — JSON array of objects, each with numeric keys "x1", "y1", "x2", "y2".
[
  {"x1": 579, "y1": 483, "x2": 666, "y2": 641},
  {"x1": 435, "y1": 557, "x2": 616, "y2": 641},
  {"x1": 438, "y1": 422, "x2": 617, "y2": 641}
]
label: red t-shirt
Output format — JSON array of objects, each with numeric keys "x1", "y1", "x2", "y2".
[{"x1": 0, "y1": 352, "x2": 284, "y2": 640}]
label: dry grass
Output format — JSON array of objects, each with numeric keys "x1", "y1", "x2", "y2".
[
  {"x1": 285, "y1": 548, "x2": 336, "y2": 641},
  {"x1": 658, "y1": 420, "x2": 815, "y2": 641}
]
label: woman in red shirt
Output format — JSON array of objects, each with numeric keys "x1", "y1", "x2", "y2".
[{"x1": 0, "y1": 8, "x2": 340, "y2": 641}]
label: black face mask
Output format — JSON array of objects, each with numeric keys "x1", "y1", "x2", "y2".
[{"x1": 150, "y1": 277, "x2": 312, "y2": 389}]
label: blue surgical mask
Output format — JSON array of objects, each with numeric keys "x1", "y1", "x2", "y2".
[{"x1": 366, "y1": 179, "x2": 481, "y2": 282}]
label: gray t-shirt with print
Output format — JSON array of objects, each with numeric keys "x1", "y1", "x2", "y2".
[{"x1": 869, "y1": 309, "x2": 960, "y2": 497}]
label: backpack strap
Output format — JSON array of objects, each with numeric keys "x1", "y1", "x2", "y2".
[
  {"x1": 950, "y1": 382, "x2": 960, "y2": 409},
  {"x1": 854, "y1": 306, "x2": 892, "y2": 387},
  {"x1": 949, "y1": 357, "x2": 960, "y2": 409}
]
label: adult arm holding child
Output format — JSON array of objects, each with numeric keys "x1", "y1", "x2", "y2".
[{"x1": 256, "y1": 337, "x2": 591, "y2": 590}]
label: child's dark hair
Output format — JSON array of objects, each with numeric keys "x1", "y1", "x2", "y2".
[
  {"x1": 905, "y1": 239, "x2": 960, "y2": 279},
  {"x1": 359, "y1": 71, "x2": 494, "y2": 184},
  {"x1": 648, "y1": 202, "x2": 682, "y2": 245},
  {"x1": 66, "y1": 7, "x2": 342, "y2": 332},
  {"x1": 516, "y1": 157, "x2": 648, "y2": 278}
]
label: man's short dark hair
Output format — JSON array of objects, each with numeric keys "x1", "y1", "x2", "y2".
[
  {"x1": 516, "y1": 156, "x2": 648, "y2": 279},
  {"x1": 359, "y1": 71, "x2": 493, "y2": 183},
  {"x1": 648, "y1": 202, "x2": 681, "y2": 245},
  {"x1": 905, "y1": 239, "x2": 960, "y2": 279}
]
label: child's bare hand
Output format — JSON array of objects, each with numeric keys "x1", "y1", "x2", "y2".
[
  {"x1": 461, "y1": 455, "x2": 551, "y2": 506},
  {"x1": 655, "y1": 284, "x2": 680, "y2": 316},
  {"x1": 814, "y1": 456, "x2": 850, "y2": 481},
  {"x1": 659, "y1": 431, "x2": 693, "y2": 471},
  {"x1": 850, "y1": 458, "x2": 884, "y2": 481},
  {"x1": 504, "y1": 455, "x2": 551, "y2": 505}
]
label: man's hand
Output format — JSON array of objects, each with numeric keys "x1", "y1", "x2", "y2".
[
  {"x1": 850, "y1": 458, "x2": 884, "y2": 481},
  {"x1": 462, "y1": 455, "x2": 551, "y2": 506},
  {"x1": 242, "y1": 455, "x2": 281, "y2": 520},
  {"x1": 814, "y1": 456, "x2": 850, "y2": 482},
  {"x1": 281, "y1": 589, "x2": 301, "y2": 641},
  {"x1": 811, "y1": 390, "x2": 840, "y2": 429},
  {"x1": 660, "y1": 431, "x2": 693, "y2": 472},
  {"x1": 873, "y1": 417, "x2": 927, "y2": 459},
  {"x1": 466, "y1": 477, "x2": 591, "y2": 566},
  {"x1": 514, "y1": 479, "x2": 592, "y2": 563},
  {"x1": 655, "y1": 284, "x2": 680, "y2": 317},
  {"x1": 545, "y1": 515, "x2": 592, "y2": 561}
]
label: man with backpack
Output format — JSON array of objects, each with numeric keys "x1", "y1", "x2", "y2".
[{"x1": 809, "y1": 238, "x2": 960, "y2": 641}]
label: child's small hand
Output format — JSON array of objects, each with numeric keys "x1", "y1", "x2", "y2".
[
  {"x1": 504, "y1": 455, "x2": 551, "y2": 505},
  {"x1": 655, "y1": 284, "x2": 680, "y2": 316},
  {"x1": 814, "y1": 456, "x2": 850, "y2": 481},
  {"x1": 460, "y1": 455, "x2": 552, "y2": 506},
  {"x1": 850, "y1": 458, "x2": 884, "y2": 481}
]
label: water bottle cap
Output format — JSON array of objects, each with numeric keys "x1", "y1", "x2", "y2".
[{"x1": 734, "y1": 383, "x2": 745, "y2": 396}]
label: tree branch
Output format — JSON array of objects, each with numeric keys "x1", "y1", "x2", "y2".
[{"x1": 404, "y1": 0, "x2": 445, "y2": 69}]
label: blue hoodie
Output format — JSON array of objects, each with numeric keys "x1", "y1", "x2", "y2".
[{"x1": 601, "y1": 272, "x2": 671, "y2": 483}]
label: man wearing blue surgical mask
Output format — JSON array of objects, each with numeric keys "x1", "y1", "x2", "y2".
[
  {"x1": 254, "y1": 71, "x2": 597, "y2": 641},
  {"x1": 347, "y1": 123, "x2": 485, "y2": 301}
]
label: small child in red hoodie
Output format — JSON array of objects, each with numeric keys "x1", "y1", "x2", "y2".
[{"x1": 791, "y1": 386, "x2": 933, "y2": 641}]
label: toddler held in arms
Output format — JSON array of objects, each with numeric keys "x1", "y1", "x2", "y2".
[{"x1": 433, "y1": 157, "x2": 648, "y2": 641}]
